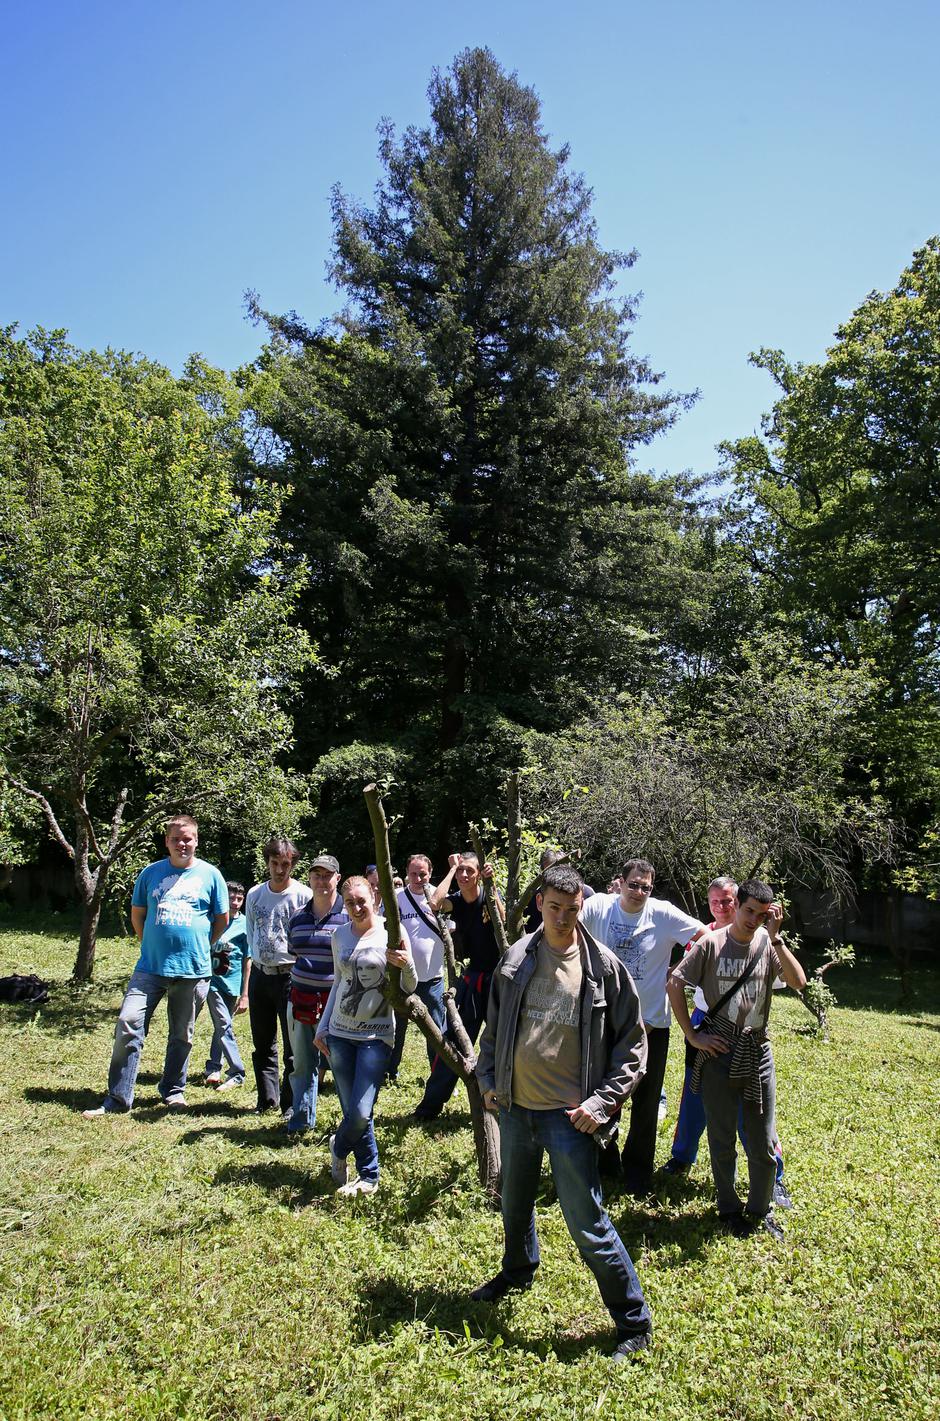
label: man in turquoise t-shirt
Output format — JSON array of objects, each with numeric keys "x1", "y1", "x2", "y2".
[{"x1": 82, "y1": 815, "x2": 229, "y2": 1117}]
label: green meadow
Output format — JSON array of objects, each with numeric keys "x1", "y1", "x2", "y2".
[{"x1": 1, "y1": 915, "x2": 937, "y2": 1421}]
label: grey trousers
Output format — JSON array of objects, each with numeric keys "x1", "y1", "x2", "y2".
[{"x1": 699, "y1": 1042, "x2": 777, "y2": 1217}]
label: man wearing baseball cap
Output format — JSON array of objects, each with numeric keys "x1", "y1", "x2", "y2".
[{"x1": 284, "y1": 854, "x2": 347, "y2": 1136}]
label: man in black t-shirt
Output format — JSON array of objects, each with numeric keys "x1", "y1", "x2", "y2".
[{"x1": 412, "y1": 851, "x2": 502, "y2": 1121}]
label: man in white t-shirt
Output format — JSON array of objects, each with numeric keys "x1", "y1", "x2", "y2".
[
  {"x1": 580, "y1": 858, "x2": 704, "y2": 1195},
  {"x1": 244, "y1": 837, "x2": 313, "y2": 1115}
]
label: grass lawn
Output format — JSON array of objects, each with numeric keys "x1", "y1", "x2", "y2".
[{"x1": 0, "y1": 912, "x2": 938, "y2": 1421}]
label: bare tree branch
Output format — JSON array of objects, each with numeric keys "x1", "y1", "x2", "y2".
[{"x1": 1, "y1": 771, "x2": 75, "y2": 861}]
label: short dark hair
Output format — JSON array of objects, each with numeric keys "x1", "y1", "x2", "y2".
[
  {"x1": 264, "y1": 836, "x2": 300, "y2": 865},
  {"x1": 226, "y1": 880, "x2": 245, "y2": 896},
  {"x1": 737, "y1": 878, "x2": 773, "y2": 906},
  {"x1": 621, "y1": 858, "x2": 655, "y2": 884},
  {"x1": 407, "y1": 854, "x2": 432, "y2": 872},
  {"x1": 541, "y1": 863, "x2": 584, "y2": 898},
  {"x1": 458, "y1": 851, "x2": 480, "y2": 867}
]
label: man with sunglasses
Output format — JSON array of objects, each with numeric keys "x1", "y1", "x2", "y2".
[{"x1": 580, "y1": 859, "x2": 704, "y2": 1195}]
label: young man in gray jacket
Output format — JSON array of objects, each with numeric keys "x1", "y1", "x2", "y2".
[{"x1": 473, "y1": 863, "x2": 653, "y2": 1361}]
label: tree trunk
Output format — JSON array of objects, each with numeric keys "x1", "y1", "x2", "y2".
[
  {"x1": 71, "y1": 824, "x2": 108, "y2": 980},
  {"x1": 505, "y1": 770, "x2": 522, "y2": 927},
  {"x1": 73, "y1": 879, "x2": 106, "y2": 981}
]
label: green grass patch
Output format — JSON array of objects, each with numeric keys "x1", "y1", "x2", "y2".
[{"x1": 1, "y1": 922, "x2": 938, "y2": 1420}]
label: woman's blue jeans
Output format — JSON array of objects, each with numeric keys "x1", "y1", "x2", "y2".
[
  {"x1": 499, "y1": 1105, "x2": 651, "y2": 1335},
  {"x1": 328, "y1": 1034, "x2": 392, "y2": 1184}
]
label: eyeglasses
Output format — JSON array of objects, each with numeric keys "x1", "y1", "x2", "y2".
[{"x1": 626, "y1": 881, "x2": 653, "y2": 893}]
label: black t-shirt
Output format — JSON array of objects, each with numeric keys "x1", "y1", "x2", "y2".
[{"x1": 449, "y1": 888, "x2": 501, "y2": 974}]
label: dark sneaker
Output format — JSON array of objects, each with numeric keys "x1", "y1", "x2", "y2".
[
  {"x1": 470, "y1": 1273, "x2": 533, "y2": 1303},
  {"x1": 720, "y1": 1211, "x2": 754, "y2": 1238},
  {"x1": 752, "y1": 1210, "x2": 785, "y2": 1241},
  {"x1": 659, "y1": 1157, "x2": 691, "y2": 1178},
  {"x1": 611, "y1": 1328, "x2": 652, "y2": 1362},
  {"x1": 773, "y1": 1180, "x2": 793, "y2": 1210}
]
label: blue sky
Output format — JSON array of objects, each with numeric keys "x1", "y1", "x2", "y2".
[{"x1": 3, "y1": 0, "x2": 938, "y2": 476}]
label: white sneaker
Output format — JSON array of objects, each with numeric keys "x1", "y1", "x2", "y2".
[
  {"x1": 336, "y1": 1177, "x2": 378, "y2": 1198},
  {"x1": 81, "y1": 1106, "x2": 108, "y2": 1119},
  {"x1": 329, "y1": 1135, "x2": 348, "y2": 1186},
  {"x1": 163, "y1": 1094, "x2": 189, "y2": 1111},
  {"x1": 205, "y1": 1072, "x2": 222, "y2": 1087},
  {"x1": 217, "y1": 1077, "x2": 242, "y2": 1093}
]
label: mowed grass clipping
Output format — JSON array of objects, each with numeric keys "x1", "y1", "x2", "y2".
[{"x1": 0, "y1": 913, "x2": 938, "y2": 1421}]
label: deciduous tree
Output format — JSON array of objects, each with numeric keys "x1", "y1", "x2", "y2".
[{"x1": 0, "y1": 329, "x2": 314, "y2": 977}]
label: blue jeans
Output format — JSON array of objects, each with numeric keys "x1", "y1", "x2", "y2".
[
  {"x1": 388, "y1": 976, "x2": 447, "y2": 1079},
  {"x1": 415, "y1": 971, "x2": 490, "y2": 1117},
  {"x1": 287, "y1": 1003, "x2": 321, "y2": 1133},
  {"x1": 671, "y1": 1009, "x2": 785, "y2": 1184},
  {"x1": 499, "y1": 1106, "x2": 651, "y2": 1335},
  {"x1": 102, "y1": 970, "x2": 208, "y2": 1111},
  {"x1": 201, "y1": 985, "x2": 246, "y2": 1082},
  {"x1": 328, "y1": 1034, "x2": 392, "y2": 1184}
]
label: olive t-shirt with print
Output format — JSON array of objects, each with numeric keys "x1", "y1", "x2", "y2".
[
  {"x1": 669, "y1": 925, "x2": 782, "y2": 1031},
  {"x1": 512, "y1": 939, "x2": 583, "y2": 1110}
]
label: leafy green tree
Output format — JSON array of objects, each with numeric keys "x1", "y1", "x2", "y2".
[
  {"x1": 721, "y1": 238, "x2": 940, "y2": 868},
  {"x1": 532, "y1": 639, "x2": 892, "y2": 909},
  {"x1": 247, "y1": 47, "x2": 700, "y2": 854},
  {"x1": 0, "y1": 328, "x2": 314, "y2": 978}
]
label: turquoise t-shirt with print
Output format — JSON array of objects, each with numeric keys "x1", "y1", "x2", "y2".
[
  {"x1": 212, "y1": 913, "x2": 249, "y2": 996},
  {"x1": 132, "y1": 858, "x2": 229, "y2": 978}
]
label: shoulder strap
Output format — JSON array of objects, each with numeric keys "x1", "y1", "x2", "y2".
[
  {"x1": 709, "y1": 940, "x2": 769, "y2": 1018},
  {"x1": 404, "y1": 887, "x2": 444, "y2": 941}
]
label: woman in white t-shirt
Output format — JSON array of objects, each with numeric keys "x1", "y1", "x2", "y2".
[{"x1": 315, "y1": 876, "x2": 416, "y2": 1196}]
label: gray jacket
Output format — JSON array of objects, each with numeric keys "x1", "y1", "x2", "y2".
[{"x1": 475, "y1": 924, "x2": 647, "y2": 1146}]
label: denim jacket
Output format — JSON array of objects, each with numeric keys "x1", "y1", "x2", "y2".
[{"x1": 475, "y1": 925, "x2": 648, "y2": 1146}]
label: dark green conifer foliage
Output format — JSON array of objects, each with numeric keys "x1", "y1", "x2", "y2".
[{"x1": 249, "y1": 48, "x2": 696, "y2": 853}]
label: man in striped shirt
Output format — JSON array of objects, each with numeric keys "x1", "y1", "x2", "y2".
[{"x1": 284, "y1": 854, "x2": 347, "y2": 1138}]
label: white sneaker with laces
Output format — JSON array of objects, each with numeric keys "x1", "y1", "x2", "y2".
[
  {"x1": 329, "y1": 1135, "x2": 348, "y2": 1186},
  {"x1": 217, "y1": 1077, "x2": 242, "y2": 1093},
  {"x1": 81, "y1": 1106, "x2": 108, "y2": 1120},
  {"x1": 336, "y1": 1178, "x2": 378, "y2": 1198}
]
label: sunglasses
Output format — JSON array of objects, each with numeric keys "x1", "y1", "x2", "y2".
[{"x1": 625, "y1": 881, "x2": 653, "y2": 893}]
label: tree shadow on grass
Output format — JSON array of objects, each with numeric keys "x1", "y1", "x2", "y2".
[
  {"x1": 1, "y1": 975, "x2": 124, "y2": 1036},
  {"x1": 212, "y1": 1156, "x2": 336, "y2": 1210},
  {"x1": 24, "y1": 1084, "x2": 104, "y2": 1112},
  {"x1": 378, "y1": 1108, "x2": 470, "y2": 1141},
  {"x1": 806, "y1": 952, "x2": 940, "y2": 1016},
  {"x1": 350, "y1": 1274, "x2": 615, "y2": 1361}
]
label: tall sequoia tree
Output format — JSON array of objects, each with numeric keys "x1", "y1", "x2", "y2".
[
  {"x1": 248, "y1": 47, "x2": 697, "y2": 853},
  {"x1": 721, "y1": 238, "x2": 940, "y2": 874}
]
